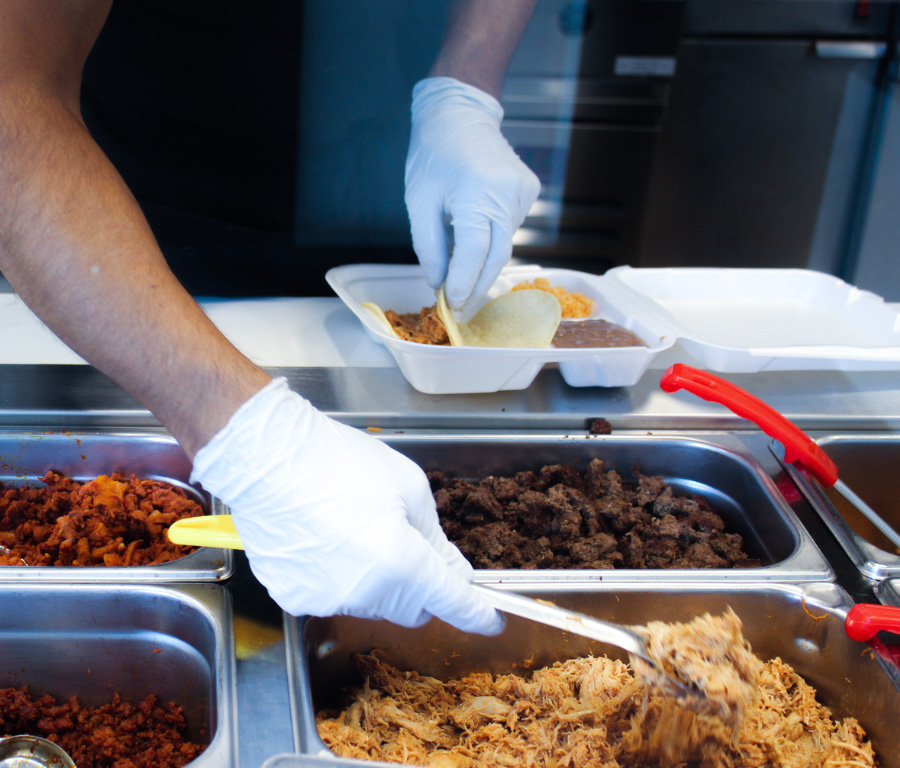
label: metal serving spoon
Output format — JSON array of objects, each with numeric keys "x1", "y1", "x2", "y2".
[
  {"x1": 0, "y1": 735, "x2": 76, "y2": 768},
  {"x1": 168, "y1": 515, "x2": 700, "y2": 700},
  {"x1": 0, "y1": 546, "x2": 28, "y2": 566}
]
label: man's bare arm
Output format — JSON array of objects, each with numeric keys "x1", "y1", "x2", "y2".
[
  {"x1": 0, "y1": 0, "x2": 271, "y2": 458},
  {"x1": 429, "y1": 0, "x2": 539, "y2": 99}
]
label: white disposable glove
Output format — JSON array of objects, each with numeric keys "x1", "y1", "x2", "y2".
[
  {"x1": 405, "y1": 76, "x2": 541, "y2": 310},
  {"x1": 190, "y1": 378, "x2": 503, "y2": 634}
]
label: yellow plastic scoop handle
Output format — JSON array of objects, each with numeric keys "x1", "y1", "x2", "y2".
[{"x1": 168, "y1": 515, "x2": 244, "y2": 549}]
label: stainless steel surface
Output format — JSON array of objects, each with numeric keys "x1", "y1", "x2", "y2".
[
  {"x1": 474, "y1": 584, "x2": 649, "y2": 659},
  {"x1": 876, "y1": 578, "x2": 900, "y2": 607},
  {"x1": 779, "y1": 434, "x2": 900, "y2": 580},
  {"x1": 0, "y1": 584, "x2": 237, "y2": 767},
  {"x1": 1, "y1": 365, "x2": 900, "y2": 764},
  {"x1": 0, "y1": 736, "x2": 75, "y2": 768},
  {"x1": 5, "y1": 364, "x2": 900, "y2": 432},
  {"x1": 834, "y1": 477, "x2": 900, "y2": 550},
  {"x1": 288, "y1": 582, "x2": 900, "y2": 767},
  {"x1": 382, "y1": 432, "x2": 833, "y2": 583},
  {"x1": 0, "y1": 431, "x2": 232, "y2": 582}
]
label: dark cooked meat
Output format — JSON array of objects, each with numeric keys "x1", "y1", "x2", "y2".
[
  {"x1": 0, "y1": 687, "x2": 203, "y2": 768},
  {"x1": 0, "y1": 471, "x2": 201, "y2": 566},
  {"x1": 588, "y1": 417, "x2": 613, "y2": 434},
  {"x1": 429, "y1": 459, "x2": 760, "y2": 570}
]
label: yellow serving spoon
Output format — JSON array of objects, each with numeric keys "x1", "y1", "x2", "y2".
[{"x1": 169, "y1": 514, "x2": 243, "y2": 548}]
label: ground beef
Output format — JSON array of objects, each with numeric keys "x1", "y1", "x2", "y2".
[
  {"x1": 0, "y1": 472, "x2": 201, "y2": 566},
  {"x1": 429, "y1": 459, "x2": 761, "y2": 570},
  {"x1": 0, "y1": 687, "x2": 204, "y2": 768}
]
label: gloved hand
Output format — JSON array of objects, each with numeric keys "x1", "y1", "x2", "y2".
[
  {"x1": 405, "y1": 77, "x2": 541, "y2": 310},
  {"x1": 190, "y1": 378, "x2": 503, "y2": 634}
]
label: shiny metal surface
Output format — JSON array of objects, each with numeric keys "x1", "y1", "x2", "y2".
[
  {"x1": 2, "y1": 365, "x2": 900, "y2": 765},
  {"x1": 778, "y1": 435, "x2": 900, "y2": 580},
  {"x1": 473, "y1": 584, "x2": 650, "y2": 658},
  {"x1": 876, "y1": 579, "x2": 900, "y2": 607},
  {"x1": 473, "y1": 585, "x2": 699, "y2": 699},
  {"x1": 288, "y1": 582, "x2": 900, "y2": 768},
  {"x1": 4, "y1": 364, "x2": 900, "y2": 432},
  {"x1": 0, "y1": 431, "x2": 232, "y2": 581},
  {"x1": 0, "y1": 584, "x2": 237, "y2": 767},
  {"x1": 0, "y1": 736, "x2": 75, "y2": 768}
]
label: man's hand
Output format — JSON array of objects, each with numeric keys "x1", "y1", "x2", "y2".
[
  {"x1": 190, "y1": 378, "x2": 505, "y2": 634},
  {"x1": 405, "y1": 77, "x2": 540, "y2": 310}
]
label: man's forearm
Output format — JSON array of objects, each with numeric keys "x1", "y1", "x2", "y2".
[
  {"x1": 0, "y1": 86, "x2": 271, "y2": 458},
  {"x1": 429, "y1": 0, "x2": 539, "y2": 99}
]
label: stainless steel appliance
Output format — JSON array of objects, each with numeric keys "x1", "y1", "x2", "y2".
[{"x1": 639, "y1": 0, "x2": 898, "y2": 286}]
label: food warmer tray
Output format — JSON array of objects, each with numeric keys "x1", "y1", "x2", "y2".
[
  {"x1": 775, "y1": 434, "x2": 900, "y2": 580},
  {"x1": 0, "y1": 583, "x2": 237, "y2": 767},
  {"x1": 0, "y1": 430, "x2": 232, "y2": 581},
  {"x1": 285, "y1": 581, "x2": 900, "y2": 768},
  {"x1": 373, "y1": 432, "x2": 833, "y2": 583}
]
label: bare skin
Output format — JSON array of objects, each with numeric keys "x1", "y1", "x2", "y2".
[
  {"x1": 429, "y1": 0, "x2": 539, "y2": 100},
  {"x1": 0, "y1": 0, "x2": 536, "y2": 459}
]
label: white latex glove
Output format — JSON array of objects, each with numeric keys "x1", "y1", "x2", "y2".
[
  {"x1": 190, "y1": 378, "x2": 503, "y2": 634},
  {"x1": 405, "y1": 76, "x2": 541, "y2": 310}
]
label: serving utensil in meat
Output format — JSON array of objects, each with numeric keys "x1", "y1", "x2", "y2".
[
  {"x1": 0, "y1": 735, "x2": 76, "y2": 768},
  {"x1": 0, "y1": 545, "x2": 28, "y2": 566},
  {"x1": 468, "y1": 584, "x2": 701, "y2": 700},
  {"x1": 661, "y1": 363, "x2": 900, "y2": 551},
  {"x1": 167, "y1": 515, "x2": 701, "y2": 700}
]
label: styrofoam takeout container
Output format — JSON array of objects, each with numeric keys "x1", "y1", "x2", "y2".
[
  {"x1": 325, "y1": 264, "x2": 676, "y2": 394},
  {"x1": 326, "y1": 264, "x2": 900, "y2": 393}
]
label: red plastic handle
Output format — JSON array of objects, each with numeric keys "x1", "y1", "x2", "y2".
[
  {"x1": 660, "y1": 364, "x2": 839, "y2": 487},
  {"x1": 845, "y1": 603, "x2": 900, "y2": 642}
]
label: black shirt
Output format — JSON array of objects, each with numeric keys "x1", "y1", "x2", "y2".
[{"x1": 82, "y1": 0, "x2": 427, "y2": 296}]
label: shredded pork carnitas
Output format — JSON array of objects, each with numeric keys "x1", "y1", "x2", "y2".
[
  {"x1": 316, "y1": 610, "x2": 877, "y2": 768},
  {"x1": 384, "y1": 306, "x2": 450, "y2": 345},
  {"x1": 633, "y1": 609, "x2": 762, "y2": 725}
]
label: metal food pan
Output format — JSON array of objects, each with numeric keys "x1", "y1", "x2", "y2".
[
  {"x1": 0, "y1": 583, "x2": 237, "y2": 767},
  {"x1": 776, "y1": 435, "x2": 900, "y2": 580},
  {"x1": 875, "y1": 578, "x2": 900, "y2": 607},
  {"x1": 285, "y1": 582, "x2": 900, "y2": 767},
  {"x1": 379, "y1": 433, "x2": 832, "y2": 582},
  {"x1": 0, "y1": 430, "x2": 232, "y2": 581}
]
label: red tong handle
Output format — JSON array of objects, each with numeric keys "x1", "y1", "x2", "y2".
[
  {"x1": 660, "y1": 364, "x2": 839, "y2": 487},
  {"x1": 845, "y1": 603, "x2": 900, "y2": 642}
]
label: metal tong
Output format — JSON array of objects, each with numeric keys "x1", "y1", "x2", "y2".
[
  {"x1": 660, "y1": 363, "x2": 900, "y2": 550},
  {"x1": 168, "y1": 515, "x2": 699, "y2": 699},
  {"x1": 469, "y1": 584, "x2": 699, "y2": 699}
]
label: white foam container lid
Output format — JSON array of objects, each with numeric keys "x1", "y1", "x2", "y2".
[
  {"x1": 606, "y1": 266, "x2": 900, "y2": 373},
  {"x1": 326, "y1": 264, "x2": 900, "y2": 394}
]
